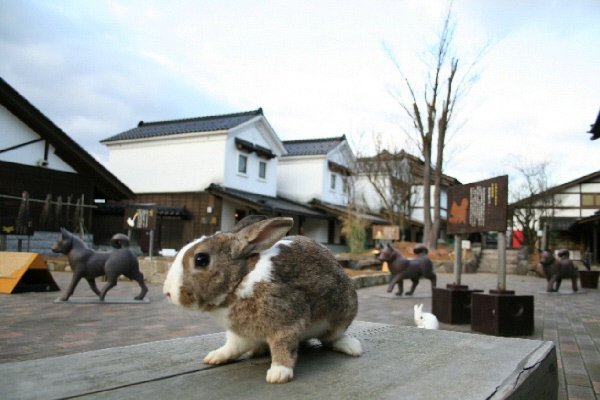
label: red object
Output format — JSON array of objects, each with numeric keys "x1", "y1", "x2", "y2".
[{"x1": 512, "y1": 230, "x2": 524, "y2": 248}]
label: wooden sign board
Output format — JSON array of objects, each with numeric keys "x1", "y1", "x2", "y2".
[
  {"x1": 447, "y1": 175, "x2": 508, "y2": 234},
  {"x1": 372, "y1": 225, "x2": 400, "y2": 241},
  {"x1": 124, "y1": 207, "x2": 157, "y2": 230}
]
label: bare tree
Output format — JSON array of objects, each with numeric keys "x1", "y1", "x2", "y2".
[
  {"x1": 510, "y1": 160, "x2": 558, "y2": 252},
  {"x1": 356, "y1": 135, "x2": 420, "y2": 240},
  {"x1": 385, "y1": 4, "x2": 485, "y2": 248}
]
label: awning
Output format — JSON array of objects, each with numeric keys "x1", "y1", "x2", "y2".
[
  {"x1": 206, "y1": 184, "x2": 329, "y2": 218},
  {"x1": 309, "y1": 199, "x2": 389, "y2": 225}
]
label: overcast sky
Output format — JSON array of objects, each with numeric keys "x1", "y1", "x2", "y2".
[{"x1": 1, "y1": 0, "x2": 598, "y2": 188}]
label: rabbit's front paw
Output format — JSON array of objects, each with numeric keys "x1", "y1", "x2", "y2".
[
  {"x1": 203, "y1": 348, "x2": 231, "y2": 365},
  {"x1": 266, "y1": 363, "x2": 293, "y2": 384}
]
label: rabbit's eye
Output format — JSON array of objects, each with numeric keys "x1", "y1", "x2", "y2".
[{"x1": 194, "y1": 253, "x2": 210, "y2": 269}]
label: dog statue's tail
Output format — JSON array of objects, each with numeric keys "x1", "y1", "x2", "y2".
[{"x1": 110, "y1": 233, "x2": 131, "y2": 249}]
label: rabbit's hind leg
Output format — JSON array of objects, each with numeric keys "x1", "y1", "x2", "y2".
[{"x1": 320, "y1": 328, "x2": 362, "y2": 357}]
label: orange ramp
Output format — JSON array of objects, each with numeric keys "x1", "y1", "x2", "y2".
[{"x1": 0, "y1": 252, "x2": 60, "y2": 294}]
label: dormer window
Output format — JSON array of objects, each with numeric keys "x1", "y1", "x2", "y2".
[
  {"x1": 234, "y1": 138, "x2": 275, "y2": 159},
  {"x1": 259, "y1": 161, "x2": 267, "y2": 179},
  {"x1": 238, "y1": 154, "x2": 248, "y2": 174}
]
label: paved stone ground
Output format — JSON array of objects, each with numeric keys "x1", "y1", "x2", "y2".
[{"x1": 1, "y1": 271, "x2": 600, "y2": 400}]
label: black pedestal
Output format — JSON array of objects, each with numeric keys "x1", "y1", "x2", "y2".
[
  {"x1": 432, "y1": 285, "x2": 484, "y2": 324},
  {"x1": 471, "y1": 291, "x2": 534, "y2": 337},
  {"x1": 579, "y1": 270, "x2": 599, "y2": 289}
]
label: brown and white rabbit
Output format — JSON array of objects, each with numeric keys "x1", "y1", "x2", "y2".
[{"x1": 163, "y1": 216, "x2": 362, "y2": 384}]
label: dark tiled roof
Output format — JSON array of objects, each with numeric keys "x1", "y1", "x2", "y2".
[
  {"x1": 510, "y1": 169, "x2": 600, "y2": 208},
  {"x1": 310, "y1": 199, "x2": 388, "y2": 225},
  {"x1": 282, "y1": 135, "x2": 346, "y2": 156},
  {"x1": 206, "y1": 184, "x2": 328, "y2": 218},
  {"x1": 102, "y1": 108, "x2": 264, "y2": 143}
]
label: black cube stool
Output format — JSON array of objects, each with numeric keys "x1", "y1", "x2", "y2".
[
  {"x1": 579, "y1": 270, "x2": 599, "y2": 289},
  {"x1": 471, "y1": 291, "x2": 534, "y2": 336},
  {"x1": 432, "y1": 285, "x2": 483, "y2": 324}
]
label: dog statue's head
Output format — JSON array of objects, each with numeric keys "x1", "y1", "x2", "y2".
[{"x1": 51, "y1": 228, "x2": 74, "y2": 254}]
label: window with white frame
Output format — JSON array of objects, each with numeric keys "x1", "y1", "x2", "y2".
[
  {"x1": 238, "y1": 154, "x2": 248, "y2": 174},
  {"x1": 330, "y1": 173, "x2": 336, "y2": 190},
  {"x1": 258, "y1": 161, "x2": 267, "y2": 179}
]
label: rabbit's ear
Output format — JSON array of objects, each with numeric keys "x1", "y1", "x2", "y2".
[{"x1": 232, "y1": 217, "x2": 294, "y2": 258}]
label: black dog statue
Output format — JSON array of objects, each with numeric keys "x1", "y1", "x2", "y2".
[
  {"x1": 52, "y1": 228, "x2": 148, "y2": 301},
  {"x1": 539, "y1": 249, "x2": 578, "y2": 293},
  {"x1": 377, "y1": 243, "x2": 437, "y2": 296}
]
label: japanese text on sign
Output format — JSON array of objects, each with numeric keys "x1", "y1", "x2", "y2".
[{"x1": 447, "y1": 175, "x2": 508, "y2": 234}]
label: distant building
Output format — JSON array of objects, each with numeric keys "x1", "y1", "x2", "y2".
[
  {"x1": 510, "y1": 170, "x2": 600, "y2": 263},
  {"x1": 354, "y1": 149, "x2": 460, "y2": 242},
  {"x1": 101, "y1": 110, "x2": 382, "y2": 252},
  {"x1": 278, "y1": 135, "x2": 385, "y2": 244},
  {"x1": 0, "y1": 77, "x2": 132, "y2": 250}
]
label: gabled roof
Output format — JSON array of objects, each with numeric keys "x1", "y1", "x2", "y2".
[
  {"x1": 510, "y1": 169, "x2": 600, "y2": 207},
  {"x1": 102, "y1": 108, "x2": 264, "y2": 143},
  {"x1": 0, "y1": 77, "x2": 133, "y2": 200},
  {"x1": 282, "y1": 135, "x2": 346, "y2": 156},
  {"x1": 357, "y1": 149, "x2": 461, "y2": 187}
]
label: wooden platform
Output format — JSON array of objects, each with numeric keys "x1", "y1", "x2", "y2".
[{"x1": 0, "y1": 321, "x2": 557, "y2": 400}]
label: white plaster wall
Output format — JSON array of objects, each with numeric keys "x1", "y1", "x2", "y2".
[
  {"x1": 233, "y1": 122, "x2": 271, "y2": 149},
  {"x1": 563, "y1": 181, "x2": 600, "y2": 193},
  {"x1": 440, "y1": 189, "x2": 448, "y2": 219},
  {"x1": 323, "y1": 143, "x2": 353, "y2": 206},
  {"x1": 355, "y1": 173, "x2": 431, "y2": 223},
  {"x1": 0, "y1": 106, "x2": 75, "y2": 172},
  {"x1": 581, "y1": 182, "x2": 600, "y2": 192},
  {"x1": 106, "y1": 133, "x2": 227, "y2": 193},
  {"x1": 322, "y1": 168, "x2": 344, "y2": 205},
  {"x1": 354, "y1": 174, "x2": 383, "y2": 212},
  {"x1": 278, "y1": 156, "x2": 324, "y2": 202},
  {"x1": 224, "y1": 126, "x2": 278, "y2": 197},
  {"x1": 555, "y1": 193, "x2": 580, "y2": 208}
]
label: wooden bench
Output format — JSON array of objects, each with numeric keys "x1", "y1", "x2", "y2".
[{"x1": 0, "y1": 321, "x2": 557, "y2": 400}]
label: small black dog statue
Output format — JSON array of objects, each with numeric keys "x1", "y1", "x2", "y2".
[
  {"x1": 539, "y1": 249, "x2": 578, "y2": 293},
  {"x1": 377, "y1": 243, "x2": 437, "y2": 296},
  {"x1": 52, "y1": 228, "x2": 148, "y2": 301}
]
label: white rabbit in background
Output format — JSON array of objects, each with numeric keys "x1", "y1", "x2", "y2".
[{"x1": 414, "y1": 303, "x2": 439, "y2": 330}]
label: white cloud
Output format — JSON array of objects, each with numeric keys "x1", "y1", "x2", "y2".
[{"x1": 0, "y1": 0, "x2": 598, "y2": 189}]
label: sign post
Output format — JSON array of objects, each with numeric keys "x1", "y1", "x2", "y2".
[
  {"x1": 441, "y1": 175, "x2": 533, "y2": 336},
  {"x1": 125, "y1": 207, "x2": 157, "y2": 259},
  {"x1": 447, "y1": 175, "x2": 509, "y2": 287},
  {"x1": 433, "y1": 175, "x2": 513, "y2": 326}
]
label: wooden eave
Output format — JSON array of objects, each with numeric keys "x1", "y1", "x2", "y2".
[{"x1": 0, "y1": 78, "x2": 134, "y2": 200}]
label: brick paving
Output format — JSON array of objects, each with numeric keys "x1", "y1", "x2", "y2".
[{"x1": 2, "y1": 271, "x2": 600, "y2": 399}]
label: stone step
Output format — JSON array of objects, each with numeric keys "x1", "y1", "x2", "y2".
[{"x1": 479, "y1": 249, "x2": 521, "y2": 274}]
